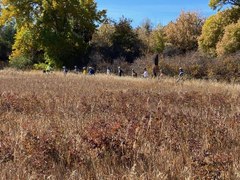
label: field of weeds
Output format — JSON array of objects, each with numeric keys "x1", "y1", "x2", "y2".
[{"x1": 0, "y1": 70, "x2": 240, "y2": 179}]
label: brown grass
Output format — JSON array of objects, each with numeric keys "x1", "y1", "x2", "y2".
[{"x1": 0, "y1": 69, "x2": 240, "y2": 179}]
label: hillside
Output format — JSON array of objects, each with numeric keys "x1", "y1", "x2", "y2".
[{"x1": 0, "y1": 70, "x2": 240, "y2": 179}]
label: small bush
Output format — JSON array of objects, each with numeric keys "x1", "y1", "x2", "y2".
[
  {"x1": 9, "y1": 55, "x2": 33, "y2": 70},
  {"x1": 207, "y1": 53, "x2": 240, "y2": 82},
  {"x1": 33, "y1": 63, "x2": 48, "y2": 70}
]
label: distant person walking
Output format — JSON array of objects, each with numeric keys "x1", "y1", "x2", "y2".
[
  {"x1": 118, "y1": 66, "x2": 123, "y2": 77},
  {"x1": 74, "y1": 65, "x2": 79, "y2": 73},
  {"x1": 107, "y1": 67, "x2": 111, "y2": 75},
  {"x1": 63, "y1": 66, "x2": 68, "y2": 75},
  {"x1": 177, "y1": 67, "x2": 184, "y2": 82},
  {"x1": 143, "y1": 68, "x2": 148, "y2": 78},
  {"x1": 82, "y1": 67, "x2": 87, "y2": 75},
  {"x1": 88, "y1": 67, "x2": 95, "y2": 75}
]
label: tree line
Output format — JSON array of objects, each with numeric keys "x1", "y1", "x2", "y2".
[{"x1": 0, "y1": 0, "x2": 239, "y2": 70}]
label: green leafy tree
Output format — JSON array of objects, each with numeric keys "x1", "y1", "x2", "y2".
[
  {"x1": 0, "y1": 21, "x2": 15, "y2": 61},
  {"x1": 209, "y1": 0, "x2": 240, "y2": 10},
  {"x1": 0, "y1": 0, "x2": 106, "y2": 68},
  {"x1": 198, "y1": 8, "x2": 240, "y2": 56},
  {"x1": 164, "y1": 11, "x2": 204, "y2": 53},
  {"x1": 216, "y1": 20, "x2": 240, "y2": 56},
  {"x1": 110, "y1": 17, "x2": 142, "y2": 63}
]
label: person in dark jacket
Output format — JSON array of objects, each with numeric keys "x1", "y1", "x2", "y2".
[
  {"x1": 177, "y1": 67, "x2": 184, "y2": 82},
  {"x1": 88, "y1": 67, "x2": 95, "y2": 75},
  {"x1": 118, "y1": 66, "x2": 123, "y2": 77},
  {"x1": 152, "y1": 65, "x2": 160, "y2": 78}
]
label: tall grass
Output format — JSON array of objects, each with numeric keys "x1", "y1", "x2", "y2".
[{"x1": 0, "y1": 70, "x2": 239, "y2": 179}]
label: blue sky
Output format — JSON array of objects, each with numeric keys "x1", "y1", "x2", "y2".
[{"x1": 96, "y1": 0, "x2": 217, "y2": 27}]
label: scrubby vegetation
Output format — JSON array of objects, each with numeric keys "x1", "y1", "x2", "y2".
[
  {"x1": 130, "y1": 52, "x2": 240, "y2": 83},
  {"x1": 0, "y1": 70, "x2": 239, "y2": 179}
]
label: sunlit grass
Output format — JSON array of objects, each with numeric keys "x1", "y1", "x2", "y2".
[{"x1": 0, "y1": 69, "x2": 239, "y2": 179}]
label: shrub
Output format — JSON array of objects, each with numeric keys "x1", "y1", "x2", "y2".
[
  {"x1": 207, "y1": 53, "x2": 240, "y2": 82},
  {"x1": 9, "y1": 55, "x2": 33, "y2": 69},
  {"x1": 132, "y1": 51, "x2": 240, "y2": 82},
  {"x1": 33, "y1": 63, "x2": 48, "y2": 70}
]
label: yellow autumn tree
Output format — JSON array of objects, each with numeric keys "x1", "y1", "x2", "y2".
[
  {"x1": 164, "y1": 11, "x2": 204, "y2": 53},
  {"x1": 198, "y1": 7, "x2": 240, "y2": 56}
]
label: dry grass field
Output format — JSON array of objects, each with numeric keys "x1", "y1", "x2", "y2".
[{"x1": 0, "y1": 69, "x2": 240, "y2": 179}]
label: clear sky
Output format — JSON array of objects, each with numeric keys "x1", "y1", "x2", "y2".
[{"x1": 96, "y1": 0, "x2": 217, "y2": 27}]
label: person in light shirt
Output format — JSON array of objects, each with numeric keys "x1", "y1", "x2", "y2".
[
  {"x1": 107, "y1": 67, "x2": 110, "y2": 75},
  {"x1": 143, "y1": 68, "x2": 148, "y2": 78},
  {"x1": 63, "y1": 66, "x2": 68, "y2": 75}
]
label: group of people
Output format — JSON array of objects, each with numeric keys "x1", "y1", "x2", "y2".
[
  {"x1": 116, "y1": 66, "x2": 184, "y2": 81},
  {"x1": 60, "y1": 65, "x2": 184, "y2": 80},
  {"x1": 62, "y1": 66, "x2": 95, "y2": 75},
  {"x1": 44, "y1": 54, "x2": 184, "y2": 80},
  {"x1": 106, "y1": 66, "x2": 148, "y2": 78},
  {"x1": 44, "y1": 57, "x2": 184, "y2": 81}
]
